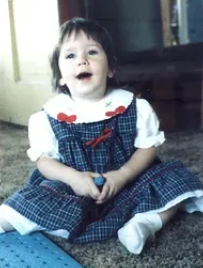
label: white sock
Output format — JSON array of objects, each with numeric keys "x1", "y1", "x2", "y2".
[
  {"x1": 118, "y1": 213, "x2": 162, "y2": 254},
  {"x1": 0, "y1": 225, "x2": 5, "y2": 234},
  {"x1": 45, "y1": 229, "x2": 70, "y2": 239}
]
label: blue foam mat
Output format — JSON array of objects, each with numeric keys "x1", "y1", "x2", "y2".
[{"x1": 0, "y1": 232, "x2": 84, "y2": 268}]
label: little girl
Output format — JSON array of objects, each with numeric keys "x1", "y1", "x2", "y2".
[{"x1": 1, "y1": 17, "x2": 203, "y2": 255}]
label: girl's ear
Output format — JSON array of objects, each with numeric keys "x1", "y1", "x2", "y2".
[
  {"x1": 59, "y1": 78, "x2": 65, "y2": 86},
  {"x1": 107, "y1": 69, "x2": 114, "y2": 78}
]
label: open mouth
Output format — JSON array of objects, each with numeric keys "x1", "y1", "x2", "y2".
[{"x1": 76, "y1": 72, "x2": 92, "y2": 80}]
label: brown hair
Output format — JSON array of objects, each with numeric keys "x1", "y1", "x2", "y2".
[{"x1": 50, "y1": 17, "x2": 118, "y2": 94}]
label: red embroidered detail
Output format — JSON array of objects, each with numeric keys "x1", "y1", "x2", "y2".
[
  {"x1": 86, "y1": 128, "x2": 112, "y2": 148},
  {"x1": 57, "y1": 113, "x2": 77, "y2": 123},
  {"x1": 105, "y1": 105, "x2": 126, "y2": 117}
]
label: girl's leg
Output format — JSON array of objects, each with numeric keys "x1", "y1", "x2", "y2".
[
  {"x1": 118, "y1": 204, "x2": 180, "y2": 254},
  {"x1": 0, "y1": 215, "x2": 15, "y2": 232},
  {"x1": 158, "y1": 204, "x2": 180, "y2": 225}
]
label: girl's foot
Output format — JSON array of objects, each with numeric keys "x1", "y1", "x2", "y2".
[
  {"x1": 0, "y1": 225, "x2": 5, "y2": 234},
  {"x1": 118, "y1": 213, "x2": 162, "y2": 254},
  {"x1": 0, "y1": 216, "x2": 14, "y2": 232}
]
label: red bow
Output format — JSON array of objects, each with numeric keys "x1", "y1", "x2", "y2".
[
  {"x1": 86, "y1": 128, "x2": 112, "y2": 148},
  {"x1": 57, "y1": 113, "x2": 77, "y2": 123},
  {"x1": 105, "y1": 106, "x2": 126, "y2": 117}
]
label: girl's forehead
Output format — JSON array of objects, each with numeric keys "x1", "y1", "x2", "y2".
[{"x1": 61, "y1": 30, "x2": 101, "y2": 48}]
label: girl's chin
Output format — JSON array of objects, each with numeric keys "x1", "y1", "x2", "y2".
[{"x1": 71, "y1": 91, "x2": 105, "y2": 102}]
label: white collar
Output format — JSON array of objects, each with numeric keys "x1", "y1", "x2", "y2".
[{"x1": 43, "y1": 89, "x2": 134, "y2": 123}]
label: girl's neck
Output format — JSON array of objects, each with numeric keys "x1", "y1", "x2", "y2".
[{"x1": 70, "y1": 90, "x2": 109, "y2": 104}]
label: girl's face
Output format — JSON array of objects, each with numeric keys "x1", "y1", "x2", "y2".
[{"x1": 58, "y1": 31, "x2": 113, "y2": 102}]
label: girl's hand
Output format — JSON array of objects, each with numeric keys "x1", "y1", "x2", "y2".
[
  {"x1": 96, "y1": 170, "x2": 128, "y2": 204},
  {"x1": 68, "y1": 171, "x2": 101, "y2": 199}
]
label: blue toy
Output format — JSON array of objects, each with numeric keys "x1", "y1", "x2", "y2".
[
  {"x1": 94, "y1": 176, "x2": 105, "y2": 187},
  {"x1": 0, "y1": 231, "x2": 84, "y2": 268}
]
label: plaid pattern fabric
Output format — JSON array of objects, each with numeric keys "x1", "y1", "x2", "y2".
[
  {"x1": 5, "y1": 97, "x2": 203, "y2": 243},
  {"x1": 48, "y1": 98, "x2": 137, "y2": 174}
]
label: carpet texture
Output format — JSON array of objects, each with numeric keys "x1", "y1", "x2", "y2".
[{"x1": 1, "y1": 121, "x2": 203, "y2": 268}]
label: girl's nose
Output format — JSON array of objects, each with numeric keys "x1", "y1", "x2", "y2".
[{"x1": 77, "y1": 54, "x2": 88, "y2": 66}]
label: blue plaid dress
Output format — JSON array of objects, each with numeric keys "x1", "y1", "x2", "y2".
[{"x1": 5, "y1": 97, "x2": 203, "y2": 243}]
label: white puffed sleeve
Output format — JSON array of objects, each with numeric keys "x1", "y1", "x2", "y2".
[
  {"x1": 26, "y1": 111, "x2": 60, "y2": 162},
  {"x1": 134, "y1": 99, "x2": 165, "y2": 148}
]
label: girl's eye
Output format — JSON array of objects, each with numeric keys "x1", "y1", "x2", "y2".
[
  {"x1": 88, "y1": 50, "x2": 98, "y2": 55},
  {"x1": 66, "y1": 53, "x2": 75, "y2": 59}
]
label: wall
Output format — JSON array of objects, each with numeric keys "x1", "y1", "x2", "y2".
[{"x1": 0, "y1": 0, "x2": 59, "y2": 126}]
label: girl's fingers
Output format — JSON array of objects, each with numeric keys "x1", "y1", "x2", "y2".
[
  {"x1": 97, "y1": 183, "x2": 109, "y2": 202},
  {"x1": 89, "y1": 172, "x2": 101, "y2": 178},
  {"x1": 89, "y1": 181, "x2": 101, "y2": 200}
]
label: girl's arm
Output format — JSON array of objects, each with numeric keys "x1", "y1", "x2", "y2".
[
  {"x1": 37, "y1": 146, "x2": 156, "y2": 184},
  {"x1": 28, "y1": 111, "x2": 100, "y2": 199},
  {"x1": 118, "y1": 146, "x2": 156, "y2": 182},
  {"x1": 97, "y1": 98, "x2": 164, "y2": 204},
  {"x1": 37, "y1": 154, "x2": 78, "y2": 184},
  {"x1": 37, "y1": 155, "x2": 101, "y2": 199}
]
